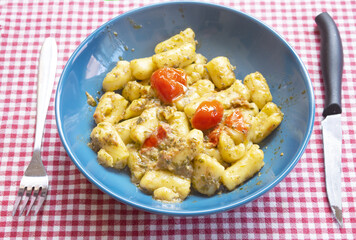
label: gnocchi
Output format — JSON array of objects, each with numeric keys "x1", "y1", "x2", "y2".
[{"x1": 89, "y1": 28, "x2": 283, "y2": 202}]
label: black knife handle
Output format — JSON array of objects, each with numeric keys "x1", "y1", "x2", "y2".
[{"x1": 315, "y1": 12, "x2": 343, "y2": 117}]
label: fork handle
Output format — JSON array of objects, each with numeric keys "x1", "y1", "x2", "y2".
[{"x1": 33, "y1": 38, "x2": 58, "y2": 152}]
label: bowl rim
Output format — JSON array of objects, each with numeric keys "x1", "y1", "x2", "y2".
[{"x1": 55, "y1": 1, "x2": 315, "y2": 216}]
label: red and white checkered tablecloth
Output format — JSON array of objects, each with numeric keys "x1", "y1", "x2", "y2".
[{"x1": 0, "y1": 0, "x2": 355, "y2": 239}]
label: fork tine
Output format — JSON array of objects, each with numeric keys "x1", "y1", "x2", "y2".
[
  {"x1": 34, "y1": 187, "x2": 47, "y2": 215},
  {"x1": 19, "y1": 187, "x2": 33, "y2": 216},
  {"x1": 12, "y1": 187, "x2": 25, "y2": 216},
  {"x1": 25, "y1": 186, "x2": 40, "y2": 216}
]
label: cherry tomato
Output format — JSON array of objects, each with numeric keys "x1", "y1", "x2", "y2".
[
  {"x1": 191, "y1": 100, "x2": 224, "y2": 130},
  {"x1": 142, "y1": 125, "x2": 167, "y2": 148},
  {"x1": 224, "y1": 109, "x2": 249, "y2": 133},
  {"x1": 150, "y1": 67, "x2": 187, "y2": 104}
]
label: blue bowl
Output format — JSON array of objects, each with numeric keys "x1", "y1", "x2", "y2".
[{"x1": 55, "y1": 2, "x2": 314, "y2": 216}]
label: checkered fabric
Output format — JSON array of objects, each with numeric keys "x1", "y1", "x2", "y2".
[{"x1": 1, "y1": 0, "x2": 355, "y2": 239}]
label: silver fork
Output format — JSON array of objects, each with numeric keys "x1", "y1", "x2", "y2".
[{"x1": 12, "y1": 38, "x2": 57, "y2": 216}]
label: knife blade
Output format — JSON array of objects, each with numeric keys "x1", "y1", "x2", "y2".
[{"x1": 315, "y1": 12, "x2": 343, "y2": 227}]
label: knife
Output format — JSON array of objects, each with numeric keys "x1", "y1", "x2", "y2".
[{"x1": 315, "y1": 12, "x2": 343, "y2": 227}]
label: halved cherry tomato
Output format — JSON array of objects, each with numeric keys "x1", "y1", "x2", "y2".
[
  {"x1": 207, "y1": 109, "x2": 249, "y2": 145},
  {"x1": 224, "y1": 109, "x2": 249, "y2": 133},
  {"x1": 191, "y1": 100, "x2": 224, "y2": 130},
  {"x1": 150, "y1": 67, "x2": 187, "y2": 104},
  {"x1": 142, "y1": 125, "x2": 168, "y2": 148}
]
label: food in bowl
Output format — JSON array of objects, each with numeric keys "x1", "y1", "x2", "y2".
[{"x1": 88, "y1": 28, "x2": 283, "y2": 202}]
